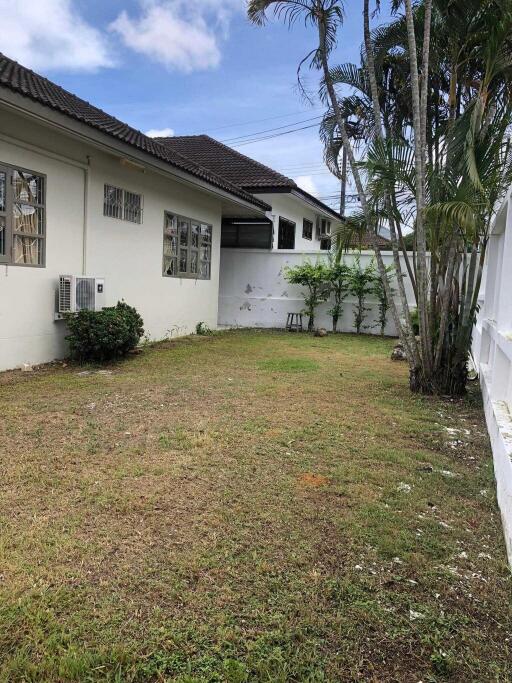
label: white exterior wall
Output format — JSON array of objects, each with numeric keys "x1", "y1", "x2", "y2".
[
  {"x1": 0, "y1": 111, "x2": 225, "y2": 371},
  {"x1": 255, "y1": 192, "x2": 332, "y2": 251},
  {"x1": 219, "y1": 249, "x2": 417, "y2": 335},
  {"x1": 472, "y1": 192, "x2": 512, "y2": 564}
]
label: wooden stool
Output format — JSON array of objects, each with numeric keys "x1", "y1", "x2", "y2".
[{"x1": 286, "y1": 312, "x2": 303, "y2": 332}]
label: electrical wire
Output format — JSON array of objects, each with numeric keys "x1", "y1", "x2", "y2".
[
  {"x1": 220, "y1": 116, "x2": 323, "y2": 143},
  {"x1": 197, "y1": 108, "x2": 325, "y2": 134},
  {"x1": 231, "y1": 122, "x2": 322, "y2": 147}
]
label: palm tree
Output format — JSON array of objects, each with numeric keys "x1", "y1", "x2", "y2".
[
  {"x1": 248, "y1": 0, "x2": 512, "y2": 396},
  {"x1": 248, "y1": 0, "x2": 418, "y2": 363}
]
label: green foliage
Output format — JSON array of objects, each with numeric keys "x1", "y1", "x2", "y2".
[
  {"x1": 196, "y1": 321, "x2": 213, "y2": 336},
  {"x1": 347, "y1": 258, "x2": 377, "y2": 334},
  {"x1": 372, "y1": 264, "x2": 394, "y2": 336},
  {"x1": 318, "y1": 0, "x2": 512, "y2": 393},
  {"x1": 284, "y1": 261, "x2": 331, "y2": 332},
  {"x1": 410, "y1": 308, "x2": 420, "y2": 336},
  {"x1": 326, "y1": 260, "x2": 350, "y2": 332},
  {"x1": 65, "y1": 301, "x2": 144, "y2": 363}
]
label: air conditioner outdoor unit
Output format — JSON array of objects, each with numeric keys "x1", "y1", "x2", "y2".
[{"x1": 56, "y1": 275, "x2": 105, "y2": 318}]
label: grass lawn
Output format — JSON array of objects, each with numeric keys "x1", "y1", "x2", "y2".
[{"x1": 0, "y1": 330, "x2": 511, "y2": 682}]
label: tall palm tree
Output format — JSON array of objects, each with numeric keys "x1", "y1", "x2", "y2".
[
  {"x1": 248, "y1": 0, "x2": 418, "y2": 363},
  {"x1": 248, "y1": 0, "x2": 512, "y2": 396}
]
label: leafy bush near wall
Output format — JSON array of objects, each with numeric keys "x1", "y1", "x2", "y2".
[
  {"x1": 284, "y1": 261, "x2": 331, "y2": 331},
  {"x1": 65, "y1": 301, "x2": 144, "y2": 362},
  {"x1": 372, "y1": 264, "x2": 395, "y2": 336},
  {"x1": 285, "y1": 257, "x2": 394, "y2": 334},
  {"x1": 347, "y1": 258, "x2": 377, "y2": 334},
  {"x1": 327, "y1": 261, "x2": 350, "y2": 332}
]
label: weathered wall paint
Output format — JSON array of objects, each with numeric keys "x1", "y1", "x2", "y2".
[{"x1": 218, "y1": 248, "x2": 417, "y2": 335}]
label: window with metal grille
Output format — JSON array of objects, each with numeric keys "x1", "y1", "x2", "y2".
[
  {"x1": 278, "y1": 217, "x2": 296, "y2": 249},
  {"x1": 163, "y1": 212, "x2": 212, "y2": 280},
  {"x1": 104, "y1": 184, "x2": 143, "y2": 224},
  {"x1": 0, "y1": 163, "x2": 46, "y2": 267},
  {"x1": 302, "y1": 218, "x2": 313, "y2": 240}
]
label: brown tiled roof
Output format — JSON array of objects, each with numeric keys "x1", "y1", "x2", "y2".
[
  {"x1": 156, "y1": 134, "x2": 294, "y2": 189},
  {"x1": 0, "y1": 53, "x2": 270, "y2": 212},
  {"x1": 157, "y1": 135, "x2": 342, "y2": 221},
  {"x1": 343, "y1": 231, "x2": 391, "y2": 250}
]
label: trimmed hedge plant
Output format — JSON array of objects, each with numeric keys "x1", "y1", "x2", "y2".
[{"x1": 65, "y1": 301, "x2": 144, "y2": 362}]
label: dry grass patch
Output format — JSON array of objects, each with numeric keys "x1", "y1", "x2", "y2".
[{"x1": 0, "y1": 330, "x2": 510, "y2": 682}]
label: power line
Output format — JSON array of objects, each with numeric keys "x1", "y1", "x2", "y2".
[
  {"x1": 220, "y1": 116, "x2": 323, "y2": 143},
  {"x1": 186, "y1": 108, "x2": 324, "y2": 136},
  {"x1": 276, "y1": 163, "x2": 328, "y2": 172},
  {"x1": 232, "y1": 122, "x2": 321, "y2": 147}
]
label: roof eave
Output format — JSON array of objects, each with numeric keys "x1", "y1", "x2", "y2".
[
  {"x1": 0, "y1": 86, "x2": 271, "y2": 214},
  {"x1": 246, "y1": 183, "x2": 342, "y2": 221}
]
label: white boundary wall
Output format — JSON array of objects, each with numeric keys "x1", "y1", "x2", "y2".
[
  {"x1": 472, "y1": 192, "x2": 512, "y2": 563},
  {"x1": 219, "y1": 249, "x2": 417, "y2": 335}
]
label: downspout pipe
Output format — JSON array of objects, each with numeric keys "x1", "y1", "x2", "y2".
[{"x1": 82, "y1": 156, "x2": 90, "y2": 275}]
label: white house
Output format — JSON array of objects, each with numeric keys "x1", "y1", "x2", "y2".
[
  {"x1": 155, "y1": 134, "x2": 344, "y2": 252},
  {"x1": 0, "y1": 53, "x2": 346, "y2": 372},
  {"x1": 156, "y1": 135, "x2": 398, "y2": 333}
]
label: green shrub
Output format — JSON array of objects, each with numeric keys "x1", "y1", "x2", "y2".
[
  {"x1": 410, "y1": 307, "x2": 420, "y2": 335},
  {"x1": 326, "y1": 260, "x2": 350, "y2": 332},
  {"x1": 348, "y1": 257, "x2": 377, "y2": 334},
  {"x1": 196, "y1": 321, "x2": 213, "y2": 336},
  {"x1": 65, "y1": 301, "x2": 144, "y2": 362},
  {"x1": 284, "y1": 260, "x2": 331, "y2": 331}
]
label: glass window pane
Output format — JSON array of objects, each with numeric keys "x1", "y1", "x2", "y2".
[
  {"x1": 191, "y1": 222, "x2": 200, "y2": 247},
  {"x1": 0, "y1": 172, "x2": 5, "y2": 212},
  {"x1": 0, "y1": 216, "x2": 5, "y2": 256},
  {"x1": 13, "y1": 204, "x2": 44, "y2": 235},
  {"x1": 163, "y1": 256, "x2": 177, "y2": 276},
  {"x1": 199, "y1": 261, "x2": 210, "y2": 279},
  {"x1": 13, "y1": 235, "x2": 43, "y2": 265},
  {"x1": 104, "y1": 185, "x2": 123, "y2": 219},
  {"x1": 303, "y1": 219, "x2": 313, "y2": 240},
  {"x1": 163, "y1": 236, "x2": 177, "y2": 258},
  {"x1": 179, "y1": 248, "x2": 188, "y2": 272},
  {"x1": 124, "y1": 191, "x2": 142, "y2": 224},
  {"x1": 201, "y1": 244, "x2": 210, "y2": 261},
  {"x1": 201, "y1": 224, "x2": 212, "y2": 242},
  {"x1": 179, "y1": 219, "x2": 189, "y2": 246},
  {"x1": 190, "y1": 250, "x2": 198, "y2": 273},
  {"x1": 13, "y1": 171, "x2": 44, "y2": 204}
]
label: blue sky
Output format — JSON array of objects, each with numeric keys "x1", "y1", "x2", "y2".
[{"x1": 1, "y1": 0, "x2": 393, "y2": 212}]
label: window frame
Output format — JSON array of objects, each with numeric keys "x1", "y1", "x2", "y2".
[
  {"x1": 162, "y1": 211, "x2": 212, "y2": 280},
  {"x1": 103, "y1": 184, "x2": 143, "y2": 225},
  {"x1": 302, "y1": 218, "x2": 313, "y2": 241},
  {"x1": 0, "y1": 161, "x2": 47, "y2": 268},
  {"x1": 277, "y1": 217, "x2": 296, "y2": 250},
  {"x1": 317, "y1": 217, "x2": 332, "y2": 239},
  {"x1": 221, "y1": 219, "x2": 273, "y2": 249}
]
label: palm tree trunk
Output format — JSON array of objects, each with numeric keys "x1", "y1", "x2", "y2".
[
  {"x1": 404, "y1": 0, "x2": 434, "y2": 388},
  {"x1": 363, "y1": 0, "x2": 420, "y2": 368},
  {"x1": 316, "y1": 19, "x2": 414, "y2": 365}
]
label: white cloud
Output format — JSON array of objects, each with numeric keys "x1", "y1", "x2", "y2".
[
  {"x1": 110, "y1": 0, "x2": 243, "y2": 73},
  {"x1": 294, "y1": 175, "x2": 320, "y2": 197},
  {"x1": 0, "y1": 0, "x2": 113, "y2": 72},
  {"x1": 145, "y1": 127, "x2": 175, "y2": 138}
]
